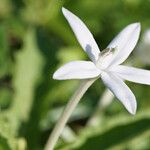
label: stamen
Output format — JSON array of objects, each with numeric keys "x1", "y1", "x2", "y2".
[{"x1": 96, "y1": 47, "x2": 117, "y2": 69}]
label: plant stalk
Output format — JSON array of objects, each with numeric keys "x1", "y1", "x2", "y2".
[{"x1": 44, "y1": 78, "x2": 96, "y2": 150}]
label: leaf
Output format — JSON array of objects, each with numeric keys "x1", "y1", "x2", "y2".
[
  {"x1": 77, "y1": 118, "x2": 150, "y2": 150},
  {"x1": 10, "y1": 29, "x2": 44, "y2": 122},
  {"x1": 0, "y1": 24, "x2": 10, "y2": 77},
  {"x1": 0, "y1": 135, "x2": 11, "y2": 150},
  {"x1": 0, "y1": 88, "x2": 12, "y2": 109},
  {"x1": 60, "y1": 110, "x2": 150, "y2": 150},
  {"x1": 0, "y1": 113, "x2": 17, "y2": 150}
]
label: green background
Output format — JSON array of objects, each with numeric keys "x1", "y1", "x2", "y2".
[{"x1": 0, "y1": 0, "x2": 150, "y2": 149}]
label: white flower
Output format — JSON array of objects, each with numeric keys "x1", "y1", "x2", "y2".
[{"x1": 53, "y1": 7, "x2": 150, "y2": 115}]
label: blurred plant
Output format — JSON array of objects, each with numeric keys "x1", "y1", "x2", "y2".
[
  {"x1": 87, "y1": 89, "x2": 113, "y2": 127},
  {"x1": 0, "y1": 0, "x2": 12, "y2": 19},
  {"x1": 137, "y1": 29, "x2": 150, "y2": 65}
]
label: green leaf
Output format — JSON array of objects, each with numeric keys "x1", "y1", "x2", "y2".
[
  {"x1": 0, "y1": 135, "x2": 11, "y2": 150},
  {"x1": 0, "y1": 88, "x2": 12, "y2": 109},
  {"x1": 77, "y1": 118, "x2": 150, "y2": 150},
  {"x1": 10, "y1": 28, "x2": 44, "y2": 123},
  {"x1": 0, "y1": 24, "x2": 10, "y2": 77},
  {"x1": 0, "y1": 113, "x2": 18, "y2": 150},
  {"x1": 60, "y1": 110, "x2": 150, "y2": 150}
]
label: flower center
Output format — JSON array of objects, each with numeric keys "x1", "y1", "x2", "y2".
[{"x1": 96, "y1": 47, "x2": 117, "y2": 70}]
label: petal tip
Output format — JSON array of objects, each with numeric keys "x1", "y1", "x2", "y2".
[
  {"x1": 128, "y1": 101, "x2": 137, "y2": 115},
  {"x1": 130, "y1": 109, "x2": 136, "y2": 115},
  {"x1": 62, "y1": 7, "x2": 68, "y2": 16},
  {"x1": 62, "y1": 7, "x2": 65, "y2": 12},
  {"x1": 132, "y1": 22, "x2": 141, "y2": 30},
  {"x1": 52, "y1": 72, "x2": 57, "y2": 80},
  {"x1": 136, "y1": 22, "x2": 141, "y2": 29},
  {"x1": 127, "y1": 22, "x2": 141, "y2": 31},
  {"x1": 53, "y1": 71, "x2": 60, "y2": 80}
]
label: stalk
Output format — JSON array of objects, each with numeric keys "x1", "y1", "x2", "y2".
[{"x1": 44, "y1": 78, "x2": 96, "y2": 150}]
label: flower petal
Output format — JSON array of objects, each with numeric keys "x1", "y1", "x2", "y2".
[
  {"x1": 110, "y1": 65, "x2": 150, "y2": 85},
  {"x1": 53, "y1": 61, "x2": 101, "y2": 80},
  {"x1": 101, "y1": 72, "x2": 137, "y2": 115},
  {"x1": 107, "y1": 23, "x2": 141, "y2": 66},
  {"x1": 62, "y1": 7, "x2": 100, "y2": 63}
]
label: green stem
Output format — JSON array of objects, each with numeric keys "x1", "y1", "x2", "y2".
[{"x1": 44, "y1": 78, "x2": 96, "y2": 150}]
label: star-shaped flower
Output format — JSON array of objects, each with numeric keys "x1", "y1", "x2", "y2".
[{"x1": 53, "y1": 7, "x2": 150, "y2": 115}]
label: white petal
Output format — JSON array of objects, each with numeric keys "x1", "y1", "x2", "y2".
[
  {"x1": 101, "y1": 72, "x2": 137, "y2": 114},
  {"x1": 53, "y1": 61, "x2": 101, "y2": 80},
  {"x1": 107, "y1": 23, "x2": 141, "y2": 66},
  {"x1": 110, "y1": 65, "x2": 150, "y2": 85},
  {"x1": 62, "y1": 7, "x2": 100, "y2": 63}
]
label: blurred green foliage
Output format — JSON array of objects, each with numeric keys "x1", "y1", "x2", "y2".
[{"x1": 0, "y1": 0, "x2": 150, "y2": 149}]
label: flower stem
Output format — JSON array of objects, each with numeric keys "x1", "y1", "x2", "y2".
[{"x1": 44, "y1": 78, "x2": 96, "y2": 150}]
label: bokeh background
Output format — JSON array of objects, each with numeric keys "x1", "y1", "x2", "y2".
[{"x1": 0, "y1": 0, "x2": 150, "y2": 149}]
